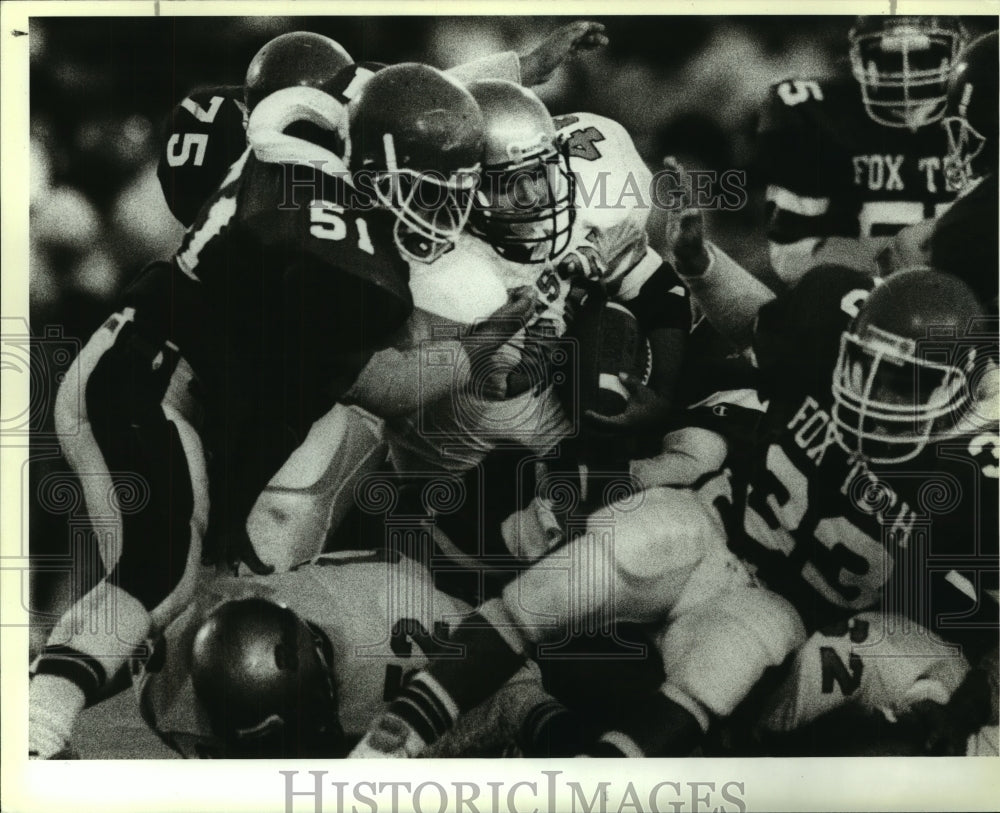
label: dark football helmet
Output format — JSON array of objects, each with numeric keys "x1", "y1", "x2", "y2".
[
  {"x1": 189, "y1": 597, "x2": 344, "y2": 757},
  {"x1": 942, "y1": 31, "x2": 999, "y2": 190},
  {"x1": 466, "y1": 79, "x2": 576, "y2": 264},
  {"x1": 831, "y1": 268, "x2": 984, "y2": 464},
  {"x1": 848, "y1": 16, "x2": 967, "y2": 129},
  {"x1": 244, "y1": 31, "x2": 354, "y2": 112},
  {"x1": 348, "y1": 63, "x2": 485, "y2": 263}
]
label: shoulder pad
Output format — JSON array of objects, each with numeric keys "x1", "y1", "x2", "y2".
[{"x1": 557, "y1": 112, "x2": 652, "y2": 231}]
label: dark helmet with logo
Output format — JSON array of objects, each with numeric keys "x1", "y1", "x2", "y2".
[
  {"x1": 189, "y1": 597, "x2": 344, "y2": 757},
  {"x1": 831, "y1": 268, "x2": 984, "y2": 464}
]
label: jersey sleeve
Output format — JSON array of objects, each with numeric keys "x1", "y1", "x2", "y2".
[
  {"x1": 619, "y1": 258, "x2": 691, "y2": 335},
  {"x1": 157, "y1": 85, "x2": 248, "y2": 227},
  {"x1": 917, "y1": 442, "x2": 1000, "y2": 660},
  {"x1": 752, "y1": 264, "x2": 874, "y2": 398},
  {"x1": 756, "y1": 80, "x2": 838, "y2": 246},
  {"x1": 556, "y1": 112, "x2": 655, "y2": 286}
]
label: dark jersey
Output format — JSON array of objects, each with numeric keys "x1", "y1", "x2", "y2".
[
  {"x1": 733, "y1": 266, "x2": 998, "y2": 657},
  {"x1": 758, "y1": 76, "x2": 960, "y2": 244},
  {"x1": 157, "y1": 85, "x2": 248, "y2": 227},
  {"x1": 932, "y1": 174, "x2": 1000, "y2": 311},
  {"x1": 156, "y1": 65, "x2": 386, "y2": 227},
  {"x1": 136, "y1": 138, "x2": 411, "y2": 566}
]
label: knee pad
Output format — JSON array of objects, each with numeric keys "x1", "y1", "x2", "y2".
[
  {"x1": 658, "y1": 584, "x2": 806, "y2": 717},
  {"x1": 603, "y1": 487, "x2": 719, "y2": 583}
]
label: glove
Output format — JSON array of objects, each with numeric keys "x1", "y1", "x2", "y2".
[
  {"x1": 348, "y1": 712, "x2": 427, "y2": 759},
  {"x1": 584, "y1": 372, "x2": 672, "y2": 434}
]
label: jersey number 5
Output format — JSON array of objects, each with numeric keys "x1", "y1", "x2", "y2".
[{"x1": 777, "y1": 80, "x2": 824, "y2": 107}]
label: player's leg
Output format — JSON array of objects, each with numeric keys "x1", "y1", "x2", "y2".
[
  {"x1": 30, "y1": 309, "x2": 209, "y2": 758},
  {"x1": 246, "y1": 404, "x2": 387, "y2": 572},
  {"x1": 351, "y1": 485, "x2": 727, "y2": 756}
]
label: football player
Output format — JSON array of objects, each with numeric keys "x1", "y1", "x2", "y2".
[
  {"x1": 348, "y1": 264, "x2": 998, "y2": 759},
  {"x1": 357, "y1": 81, "x2": 689, "y2": 477},
  {"x1": 134, "y1": 548, "x2": 472, "y2": 757},
  {"x1": 758, "y1": 16, "x2": 968, "y2": 284},
  {"x1": 343, "y1": 81, "x2": 690, "y2": 590},
  {"x1": 28, "y1": 64, "x2": 482, "y2": 759},
  {"x1": 158, "y1": 22, "x2": 609, "y2": 227},
  {"x1": 879, "y1": 30, "x2": 998, "y2": 311}
]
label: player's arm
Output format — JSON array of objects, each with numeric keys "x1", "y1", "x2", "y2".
[
  {"x1": 445, "y1": 21, "x2": 608, "y2": 87},
  {"x1": 157, "y1": 86, "x2": 248, "y2": 227},
  {"x1": 662, "y1": 187, "x2": 775, "y2": 350},
  {"x1": 629, "y1": 386, "x2": 764, "y2": 489},
  {"x1": 586, "y1": 260, "x2": 691, "y2": 434},
  {"x1": 343, "y1": 289, "x2": 537, "y2": 417},
  {"x1": 756, "y1": 80, "x2": 840, "y2": 285}
]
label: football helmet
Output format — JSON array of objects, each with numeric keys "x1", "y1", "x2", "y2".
[
  {"x1": 848, "y1": 16, "x2": 967, "y2": 129},
  {"x1": 942, "y1": 31, "x2": 999, "y2": 190},
  {"x1": 244, "y1": 32, "x2": 354, "y2": 112},
  {"x1": 348, "y1": 63, "x2": 484, "y2": 263},
  {"x1": 466, "y1": 79, "x2": 576, "y2": 264},
  {"x1": 189, "y1": 597, "x2": 344, "y2": 757},
  {"x1": 831, "y1": 268, "x2": 983, "y2": 464}
]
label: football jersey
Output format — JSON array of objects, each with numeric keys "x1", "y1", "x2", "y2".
[
  {"x1": 730, "y1": 265, "x2": 999, "y2": 652},
  {"x1": 134, "y1": 550, "x2": 472, "y2": 757},
  {"x1": 157, "y1": 85, "x2": 248, "y2": 228},
  {"x1": 758, "y1": 76, "x2": 959, "y2": 248},
  {"x1": 931, "y1": 173, "x2": 1000, "y2": 311},
  {"x1": 383, "y1": 112, "x2": 686, "y2": 475},
  {"x1": 139, "y1": 92, "x2": 412, "y2": 567},
  {"x1": 156, "y1": 65, "x2": 384, "y2": 227}
]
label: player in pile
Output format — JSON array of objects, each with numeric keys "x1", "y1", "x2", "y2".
[
  {"x1": 878, "y1": 30, "x2": 999, "y2": 311},
  {"x1": 28, "y1": 62, "x2": 487, "y2": 760},
  {"x1": 158, "y1": 24, "x2": 610, "y2": 228},
  {"x1": 758, "y1": 16, "x2": 968, "y2": 283},
  {"x1": 349, "y1": 198, "x2": 998, "y2": 757},
  {"x1": 341, "y1": 79, "x2": 692, "y2": 594}
]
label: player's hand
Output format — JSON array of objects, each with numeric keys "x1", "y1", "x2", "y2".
[
  {"x1": 899, "y1": 699, "x2": 973, "y2": 755},
  {"x1": 520, "y1": 21, "x2": 608, "y2": 86},
  {"x1": 462, "y1": 286, "x2": 537, "y2": 353},
  {"x1": 349, "y1": 712, "x2": 426, "y2": 759},
  {"x1": 584, "y1": 372, "x2": 671, "y2": 433},
  {"x1": 661, "y1": 157, "x2": 710, "y2": 277}
]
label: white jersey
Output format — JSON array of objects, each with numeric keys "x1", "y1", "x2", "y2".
[
  {"x1": 386, "y1": 112, "x2": 663, "y2": 475},
  {"x1": 134, "y1": 550, "x2": 471, "y2": 757}
]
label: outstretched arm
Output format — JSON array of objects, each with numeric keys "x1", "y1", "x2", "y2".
[{"x1": 662, "y1": 158, "x2": 776, "y2": 349}]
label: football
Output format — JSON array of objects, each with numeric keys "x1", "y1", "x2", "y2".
[{"x1": 563, "y1": 295, "x2": 652, "y2": 417}]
